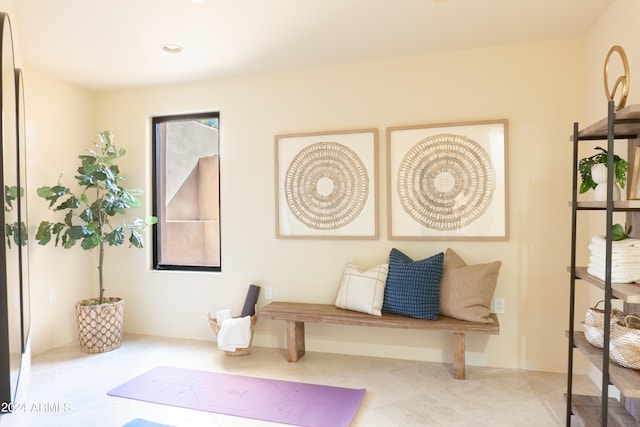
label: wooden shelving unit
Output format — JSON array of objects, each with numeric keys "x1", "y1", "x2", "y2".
[{"x1": 567, "y1": 102, "x2": 640, "y2": 427}]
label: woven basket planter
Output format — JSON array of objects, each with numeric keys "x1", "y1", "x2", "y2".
[{"x1": 76, "y1": 297, "x2": 124, "y2": 354}]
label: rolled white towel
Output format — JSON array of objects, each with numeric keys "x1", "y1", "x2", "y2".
[{"x1": 217, "y1": 316, "x2": 252, "y2": 351}]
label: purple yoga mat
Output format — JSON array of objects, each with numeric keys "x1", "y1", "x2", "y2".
[{"x1": 107, "y1": 366, "x2": 366, "y2": 427}]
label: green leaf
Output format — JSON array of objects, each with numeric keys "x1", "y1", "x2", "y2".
[
  {"x1": 35, "y1": 222, "x2": 52, "y2": 245},
  {"x1": 5, "y1": 185, "x2": 19, "y2": 209},
  {"x1": 129, "y1": 229, "x2": 144, "y2": 248},
  {"x1": 78, "y1": 163, "x2": 98, "y2": 176},
  {"x1": 579, "y1": 181, "x2": 593, "y2": 194},
  {"x1": 64, "y1": 211, "x2": 73, "y2": 227},
  {"x1": 105, "y1": 227, "x2": 125, "y2": 246},
  {"x1": 66, "y1": 225, "x2": 86, "y2": 240},
  {"x1": 5, "y1": 223, "x2": 13, "y2": 248},
  {"x1": 615, "y1": 157, "x2": 628, "y2": 189},
  {"x1": 38, "y1": 185, "x2": 71, "y2": 208},
  {"x1": 81, "y1": 233, "x2": 101, "y2": 250},
  {"x1": 13, "y1": 222, "x2": 27, "y2": 247},
  {"x1": 611, "y1": 223, "x2": 630, "y2": 241},
  {"x1": 79, "y1": 207, "x2": 94, "y2": 223},
  {"x1": 56, "y1": 196, "x2": 80, "y2": 211}
]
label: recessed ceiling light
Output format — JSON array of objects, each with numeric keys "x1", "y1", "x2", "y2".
[{"x1": 162, "y1": 44, "x2": 183, "y2": 54}]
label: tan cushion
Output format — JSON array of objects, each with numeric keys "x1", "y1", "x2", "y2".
[
  {"x1": 335, "y1": 260, "x2": 389, "y2": 316},
  {"x1": 439, "y1": 248, "x2": 502, "y2": 323}
]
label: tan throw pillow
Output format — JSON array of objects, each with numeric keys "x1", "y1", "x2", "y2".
[
  {"x1": 335, "y1": 260, "x2": 389, "y2": 316},
  {"x1": 439, "y1": 248, "x2": 502, "y2": 323}
]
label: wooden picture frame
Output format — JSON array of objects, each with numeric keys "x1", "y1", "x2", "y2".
[
  {"x1": 386, "y1": 120, "x2": 509, "y2": 240},
  {"x1": 275, "y1": 129, "x2": 378, "y2": 239},
  {"x1": 628, "y1": 142, "x2": 640, "y2": 200}
]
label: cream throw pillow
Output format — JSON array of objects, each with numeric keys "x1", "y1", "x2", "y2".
[
  {"x1": 335, "y1": 260, "x2": 389, "y2": 316},
  {"x1": 439, "y1": 248, "x2": 502, "y2": 323}
]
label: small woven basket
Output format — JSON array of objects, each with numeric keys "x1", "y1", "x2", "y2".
[
  {"x1": 582, "y1": 300, "x2": 625, "y2": 348},
  {"x1": 208, "y1": 312, "x2": 257, "y2": 356},
  {"x1": 610, "y1": 314, "x2": 640, "y2": 369},
  {"x1": 582, "y1": 322, "x2": 608, "y2": 349}
]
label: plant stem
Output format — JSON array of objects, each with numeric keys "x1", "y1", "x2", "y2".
[
  {"x1": 98, "y1": 240, "x2": 104, "y2": 304},
  {"x1": 96, "y1": 181, "x2": 105, "y2": 305}
]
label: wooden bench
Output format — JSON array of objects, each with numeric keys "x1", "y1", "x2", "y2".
[{"x1": 257, "y1": 301, "x2": 499, "y2": 380}]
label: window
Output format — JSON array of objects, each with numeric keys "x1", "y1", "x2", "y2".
[{"x1": 152, "y1": 112, "x2": 221, "y2": 271}]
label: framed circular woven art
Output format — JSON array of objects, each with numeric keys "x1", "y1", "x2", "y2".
[
  {"x1": 387, "y1": 120, "x2": 508, "y2": 240},
  {"x1": 275, "y1": 129, "x2": 378, "y2": 238}
]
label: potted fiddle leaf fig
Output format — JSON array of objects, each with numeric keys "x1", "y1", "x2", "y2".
[
  {"x1": 579, "y1": 146, "x2": 628, "y2": 200},
  {"x1": 35, "y1": 130, "x2": 157, "y2": 353}
]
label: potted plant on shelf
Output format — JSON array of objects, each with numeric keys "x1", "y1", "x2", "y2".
[
  {"x1": 578, "y1": 146, "x2": 628, "y2": 201},
  {"x1": 35, "y1": 130, "x2": 156, "y2": 353}
]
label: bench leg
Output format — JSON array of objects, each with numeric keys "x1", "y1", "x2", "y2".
[
  {"x1": 453, "y1": 332, "x2": 466, "y2": 380},
  {"x1": 286, "y1": 320, "x2": 305, "y2": 362}
]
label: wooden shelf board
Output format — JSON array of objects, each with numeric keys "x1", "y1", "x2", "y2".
[
  {"x1": 567, "y1": 394, "x2": 640, "y2": 427},
  {"x1": 573, "y1": 267, "x2": 640, "y2": 303},
  {"x1": 575, "y1": 200, "x2": 640, "y2": 211},
  {"x1": 573, "y1": 332, "x2": 640, "y2": 398},
  {"x1": 577, "y1": 104, "x2": 640, "y2": 140}
]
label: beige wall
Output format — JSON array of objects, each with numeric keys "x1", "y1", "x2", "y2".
[
  {"x1": 585, "y1": 0, "x2": 640, "y2": 121},
  {"x1": 90, "y1": 37, "x2": 584, "y2": 373},
  {"x1": 23, "y1": 68, "x2": 97, "y2": 354},
  {"x1": 12, "y1": 0, "x2": 637, "y2": 373}
]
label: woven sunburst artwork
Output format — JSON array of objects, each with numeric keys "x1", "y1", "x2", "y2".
[
  {"x1": 397, "y1": 133, "x2": 495, "y2": 231},
  {"x1": 387, "y1": 120, "x2": 507, "y2": 240},
  {"x1": 276, "y1": 129, "x2": 377, "y2": 238},
  {"x1": 284, "y1": 142, "x2": 369, "y2": 230}
]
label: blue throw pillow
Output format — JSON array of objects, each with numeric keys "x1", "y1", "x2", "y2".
[{"x1": 382, "y1": 248, "x2": 444, "y2": 319}]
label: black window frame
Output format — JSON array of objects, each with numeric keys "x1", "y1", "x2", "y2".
[{"x1": 152, "y1": 111, "x2": 221, "y2": 272}]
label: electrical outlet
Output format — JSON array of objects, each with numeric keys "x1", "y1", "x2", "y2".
[
  {"x1": 49, "y1": 290, "x2": 57, "y2": 304},
  {"x1": 494, "y1": 298, "x2": 505, "y2": 314},
  {"x1": 265, "y1": 286, "x2": 273, "y2": 300}
]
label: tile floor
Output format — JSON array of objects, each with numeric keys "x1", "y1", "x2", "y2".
[{"x1": 0, "y1": 334, "x2": 599, "y2": 427}]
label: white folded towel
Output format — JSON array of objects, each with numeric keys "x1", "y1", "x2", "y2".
[
  {"x1": 217, "y1": 316, "x2": 252, "y2": 351},
  {"x1": 589, "y1": 245, "x2": 640, "y2": 257},
  {"x1": 589, "y1": 257, "x2": 640, "y2": 270},
  {"x1": 589, "y1": 248, "x2": 640, "y2": 258},
  {"x1": 590, "y1": 235, "x2": 640, "y2": 247},
  {"x1": 587, "y1": 264, "x2": 640, "y2": 283},
  {"x1": 588, "y1": 235, "x2": 640, "y2": 282}
]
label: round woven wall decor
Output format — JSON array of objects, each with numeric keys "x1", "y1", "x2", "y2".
[
  {"x1": 285, "y1": 142, "x2": 369, "y2": 230},
  {"x1": 397, "y1": 133, "x2": 495, "y2": 231}
]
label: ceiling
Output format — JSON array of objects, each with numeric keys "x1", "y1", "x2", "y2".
[{"x1": 13, "y1": 0, "x2": 615, "y2": 91}]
